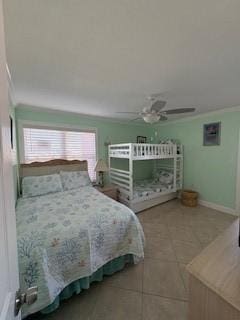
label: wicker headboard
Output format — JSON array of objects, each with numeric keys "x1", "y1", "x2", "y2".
[{"x1": 20, "y1": 159, "x2": 88, "y2": 178}]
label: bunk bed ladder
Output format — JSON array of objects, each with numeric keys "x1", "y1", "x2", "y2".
[
  {"x1": 129, "y1": 143, "x2": 133, "y2": 201},
  {"x1": 176, "y1": 147, "x2": 183, "y2": 189},
  {"x1": 173, "y1": 156, "x2": 177, "y2": 191}
]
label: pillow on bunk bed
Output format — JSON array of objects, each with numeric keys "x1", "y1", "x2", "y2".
[
  {"x1": 157, "y1": 170, "x2": 174, "y2": 185},
  {"x1": 60, "y1": 170, "x2": 91, "y2": 191},
  {"x1": 22, "y1": 174, "x2": 63, "y2": 198}
]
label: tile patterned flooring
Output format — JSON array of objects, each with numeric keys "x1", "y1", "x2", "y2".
[{"x1": 29, "y1": 200, "x2": 237, "y2": 320}]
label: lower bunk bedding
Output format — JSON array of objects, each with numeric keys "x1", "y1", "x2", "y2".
[
  {"x1": 133, "y1": 170, "x2": 174, "y2": 200},
  {"x1": 16, "y1": 186, "x2": 145, "y2": 318}
]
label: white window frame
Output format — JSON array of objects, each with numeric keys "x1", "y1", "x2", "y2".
[{"x1": 18, "y1": 119, "x2": 98, "y2": 173}]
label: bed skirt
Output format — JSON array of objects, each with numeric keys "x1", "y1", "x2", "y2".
[{"x1": 41, "y1": 254, "x2": 134, "y2": 314}]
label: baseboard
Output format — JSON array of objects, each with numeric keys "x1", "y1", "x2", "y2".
[{"x1": 198, "y1": 199, "x2": 238, "y2": 216}]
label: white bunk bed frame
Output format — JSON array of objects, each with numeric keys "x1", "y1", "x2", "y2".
[{"x1": 108, "y1": 143, "x2": 183, "y2": 212}]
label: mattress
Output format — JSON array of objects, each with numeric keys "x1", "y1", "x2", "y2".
[
  {"x1": 133, "y1": 179, "x2": 174, "y2": 200},
  {"x1": 16, "y1": 186, "x2": 144, "y2": 317}
]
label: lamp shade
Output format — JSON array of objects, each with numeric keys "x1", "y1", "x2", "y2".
[{"x1": 94, "y1": 159, "x2": 108, "y2": 172}]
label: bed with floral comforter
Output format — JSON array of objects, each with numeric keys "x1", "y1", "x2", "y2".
[{"x1": 16, "y1": 186, "x2": 145, "y2": 317}]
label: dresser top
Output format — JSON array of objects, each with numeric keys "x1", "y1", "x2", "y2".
[{"x1": 187, "y1": 219, "x2": 240, "y2": 311}]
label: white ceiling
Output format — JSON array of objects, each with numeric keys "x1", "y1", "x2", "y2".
[{"x1": 3, "y1": 0, "x2": 240, "y2": 120}]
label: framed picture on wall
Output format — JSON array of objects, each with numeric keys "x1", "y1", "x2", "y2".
[
  {"x1": 137, "y1": 136, "x2": 147, "y2": 143},
  {"x1": 203, "y1": 122, "x2": 221, "y2": 146}
]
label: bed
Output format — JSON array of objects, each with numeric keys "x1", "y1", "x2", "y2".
[
  {"x1": 16, "y1": 160, "x2": 145, "y2": 318},
  {"x1": 109, "y1": 143, "x2": 183, "y2": 212}
]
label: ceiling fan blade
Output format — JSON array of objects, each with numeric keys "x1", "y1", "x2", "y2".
[
  {"x1": 150, "y1": 100, "x2": 167, "y2": 112},
  {"x1": 160, "y1": 115, "x2": 168, "y2": 121},
  {"x1": 163, "y1": 108, "x2": 195, "y2": 114}
]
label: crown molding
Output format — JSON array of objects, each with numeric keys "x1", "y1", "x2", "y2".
[
  {"x1": 15, "y1": 103, "x2": 240, "y2": 128},
  {"x1": 155, "y1": 105, "x2": 240, "y2": 127},
  {"x1": 15, "y1": 104, "x2": 149, "y2": 127}
]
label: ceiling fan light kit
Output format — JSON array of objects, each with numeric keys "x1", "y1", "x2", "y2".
[{"x1": 142, "y1": 113, "x2": 160, "y2": 124}]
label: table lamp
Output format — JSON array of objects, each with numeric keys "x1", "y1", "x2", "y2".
[{"x1": 94, "y1": 159, "x2": 108, "y2": 187}]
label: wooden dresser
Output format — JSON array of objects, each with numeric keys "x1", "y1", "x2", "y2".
[
  {"x1": 95, "y1": 185, "x2": 119, "y2": 201},
  {"x1": 187, "y1": 219, "x2": 240, "y2": 320}
]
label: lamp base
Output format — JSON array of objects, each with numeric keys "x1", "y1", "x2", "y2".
[{"x1": 98, "y1": 171, "x2": 104, "y2": 188}]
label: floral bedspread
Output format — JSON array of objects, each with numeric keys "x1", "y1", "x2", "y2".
[{"x1": 16, "y1": 186, "x2": 145, "y2": 317}]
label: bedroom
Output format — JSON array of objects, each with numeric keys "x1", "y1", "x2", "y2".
[{"x1": 0, "y1": 1, "x2": 240, "y2": 320}]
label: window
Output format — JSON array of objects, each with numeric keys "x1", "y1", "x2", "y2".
[{"x1": 22, "y1": 125, "x2": 97, "y2": 180}]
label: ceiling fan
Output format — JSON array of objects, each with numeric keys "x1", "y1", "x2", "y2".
[{"x1": 117, "y1": 96, "x2": 196, "y2": 124}]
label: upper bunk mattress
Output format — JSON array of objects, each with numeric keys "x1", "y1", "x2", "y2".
[{"x1": 16, "y1": 186, "x2": 144, "y2": 317}]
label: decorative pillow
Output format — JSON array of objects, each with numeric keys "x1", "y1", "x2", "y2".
[
  {"x1": 22, "y1": 174, "x2": 63, "y2": 198},
  {"x1": 60, "y1": 170, "x2": 91, "y2": 190},
  {"x1": 157, "y1": 170, "x2": 174, "y2": 185}
]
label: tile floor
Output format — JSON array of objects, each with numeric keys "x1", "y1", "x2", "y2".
[{"x1": 29, "y1": 200, "x2": 237, "y2": 320}]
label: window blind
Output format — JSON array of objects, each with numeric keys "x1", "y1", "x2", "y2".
[{"x1": 23, "y1": 126, "x2": 97, "y2": 180}]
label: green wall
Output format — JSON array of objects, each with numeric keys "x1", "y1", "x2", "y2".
[
  {"x1": 15, "y1": 106, "x2": 240, "y2": 210},
  {"x1": 152, "y1": 110, "x2": 240, "y2": 209},
  {"x1": 15, "y1": 107, "x2": 154, "y2": 180}
]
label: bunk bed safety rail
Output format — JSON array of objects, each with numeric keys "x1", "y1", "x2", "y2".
[
  {"x1": 133, "y1": 144, "x2": 176, "y2": 158},
  {"x1": 109, "y1": 144, "x2": 132, "y2": 158},
  {"x1": 109, "y1": 143, "x2": 178, "y2": 159}
]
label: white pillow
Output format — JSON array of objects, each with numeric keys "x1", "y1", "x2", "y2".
[
  {"x1": 22, "y1": 174, "x2": 63, "y2": 198},
  {"x1": 60, "y1": 170, "x2": 91, "y2": 191},
  {"x1": 158, "y1": 170, "x2": 173, "y2": 184}
]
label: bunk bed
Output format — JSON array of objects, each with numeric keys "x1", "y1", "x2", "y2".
[{"x1": 108, "y1": 143, "x2": 183, "y2": 212}]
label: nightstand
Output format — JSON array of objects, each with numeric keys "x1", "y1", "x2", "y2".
[{"x1": 95, "y1": 185, "x2": 119, "y2": 201}]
